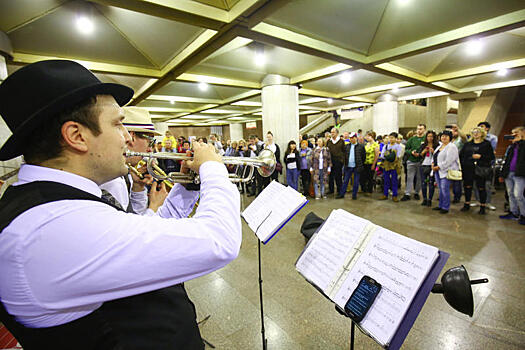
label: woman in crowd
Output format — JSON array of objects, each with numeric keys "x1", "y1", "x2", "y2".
[
  {"x1": 310, "y1": 138, "x2": 332, "y2": 199},
  {"x1": 264, "y1": 131, "x2": 281, "y2": 183},
  {"x1": 379, "y1": 132, "x2": 402, "y2": 202},
  {"x1": 459, "y1": 127, "x2": 495, "y2": 215},
  {"x1": 299, "y1": 140, "x2": 312, "y2": 197},
  {"x1": 361, "y1": 131, "x2": 379, "y2": 195},
  {"x1": 284, "y1": 140, "x2": 301, "y2": 191},
  {"x1": 432, "y1": 130, "x2": 460, "y2": 214},
  {"x1": 419, "y1": 130, "x2": 439, "y2": 207}
]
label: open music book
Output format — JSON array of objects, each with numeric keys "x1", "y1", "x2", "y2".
[
  {"x1": 296, "y1": 209, "x2": 439, "y2": 348},
  {"x1": 242, "y1": 181, "x2": 308, "y2": 244}
]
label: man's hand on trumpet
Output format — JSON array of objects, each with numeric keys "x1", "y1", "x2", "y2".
[
  {"x1": 148, "y1": 181, "x2": 169, "y2": 212},
  {"x1": 185, "y1": 142, "x2": 222, "y2": 173}
]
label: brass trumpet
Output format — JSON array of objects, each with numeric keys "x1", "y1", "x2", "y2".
[
  {"x1": 128, "y1": 160, "x2": 174, "y2": 190},
  {"x1": 125, "y1": 149, "x2": 276, "y2": 184}
]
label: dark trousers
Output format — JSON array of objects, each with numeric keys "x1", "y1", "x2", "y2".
[
  {"x1": 420, "y1": 165, "x2": 435, "y2": 200},
  {"x1": 300, "y1": 169, "x2": 311, "y2": 196},
  {"x1": 463, "y1": 168, "x2": 487, "y2": 204},
  {"x1": 329, "y1": 159, "x2": 343, "y2": 193},
  {"x1": 361, "y1": 164, "x2": 374, "y2": 193},
  {"x1": 341, "y1": 167, "x2": 360, "y2": 197}
]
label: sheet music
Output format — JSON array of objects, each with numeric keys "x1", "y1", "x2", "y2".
[
  {"x1": 333, "y1": 227, "x2": 439, "y2": 346},
  {"x1": 242, "y1": 181, "x2": 306, "y2": 242},
  {"x1": 296, "y1": 209, "x2": 370, "y2": 293}
]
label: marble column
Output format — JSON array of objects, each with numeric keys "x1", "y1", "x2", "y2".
[
  {"x1": 229, "y1": 123, "x2": 243, "y2": 142},
  {"x1": 373, "y1": 93, "x2": 398, "y2": 135},
  {"x1": 426, "y1": 96, "x2": 448, "y2": 131},
  {"x1": 261, "y1": 74, "x2": 299, "y2": 156}
]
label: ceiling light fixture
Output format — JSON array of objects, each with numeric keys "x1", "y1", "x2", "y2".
[
  {"x1": 327, "y1": 98, "x2": 333, "y2": 104},
  {"x1": 254, "y1": 52, "x2": 266, "y2": 67},
  {"x1": 466, "y1": 39, "x2": 483, "y2": 55},
  {"x1": 496, "y1": 68, "x2": 508, "y2": 77},
  {"x1": 76, "y1": 16, "x2": 94, "y2": 35},
  {"x1": 198, "y1": 82, "x2": 209, "y2": 91},
  {"x1": 340, "y1": 72, "x2": 351, "y2": 84},
  {"x1": 392, "y1": 87, "x2": 399, "y2": 93},
  {"x1": 170, "y1": 98, "x2": 176, "y2": 105}
]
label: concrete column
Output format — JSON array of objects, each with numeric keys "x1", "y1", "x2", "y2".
[
  {"x1": 457, "y1": 99, "x2": 476, "y2": 129},
  {"x1": 229, "y1": 123, "x2": 243, "y2": 141},
  {"x1": 426, "y1": 96, "x2": 448, "y2": 131},
  {"x1": 261, "y1": 74, "x2": 299, "y2": 152},
  {"x1": 373, "y1": 94, "x2": 398, "y2": 135}
]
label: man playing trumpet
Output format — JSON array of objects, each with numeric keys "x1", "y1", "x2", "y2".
[{"x1": 0, "y1": 60, "x2": 241, "y2": 350}]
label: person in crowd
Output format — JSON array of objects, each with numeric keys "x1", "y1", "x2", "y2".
[
  {"x1": 397, "y1": 134, "x2": 406, "y2": 189},
  {"x1": 432, "y1": 130, "x2": 460, "y2": 214},
  {"x1": 357, "y1": 135, "x2": 365, "y2": 145},
  {"x1": 238, "y1": 139, "x2": 248, "y2": 156},
  {"x1": 310, "y1": 138, "x2": 332, "y2": 199},
  {"x1": 0, "y1": 60, "x2": 241, "y2": 349},
  {"x1": 247, "y1": 135, "x2": 264, "y2": 197},
  {"x1": 338, "y1": 132, "x2": 365, "y2": 199},
  {"x1": 419, "y1": 130, "x2": 439, "y2": 207},
  {"x1": 459, "y1": 127, "x2": 495, "y2": 215},
  {"x1": 299, "y1": 140, "x2": 312, "y2": 197},
  {"x1": 361, "y1": 131, "x2": 380, "y2": 196},
  {"x1": 379, "y1": 132, "x2": 402, "y2": 202},
  {"x1": 155, "y1": 141, "x2": 163, "y2": 153},
  {"x1": 450, "y1": 124, "x2": 467, "y2": 203},
  {"x1": 100, "y1": 106, "x2": 163, "y2": 214},
  {"x1": 357, "y1": 129, "x2": 363, "y2": 138},
  {"x1": 161, "y1": 139, "x2": 180, "y2": 173},
  {"x1": 324, "y1": 131, "x2": 331, "y2": 143},
  {"x1": 472, "y1": 121, "x2": 497, "y2": 210},
  {"x1": 499, "y1": 126, "x2": 525, "y2": 224},
  {"x1": 302, "y1": 134, "x2": 314, "y2": 149},
  {"x1": 224, "y1": 141, "x2": 234, "y2": 156},
  {"x1": 197, "y1": 137, "x2": 207, "y2": 144},
  {"x1": 402, "y1": 124, "x2": 426, "y2": 201},
  {"x1": 342, "y1": 131, "x2": 350, "y2": 145},
  {"x1": 209, "y1": 134, "x2": 224, "y2": 155},
  {"x1": 327, "y1": 128, "x2": 345, "y2": 196},
  {"x1": 264, "y1": 131, "x2": 281, "y2": 185},
  {"x1": 162, "y1": 130, "x2": 177, "y2": 149},
  {"x1": 284, "y1": 140, "x2": 301, "y2": 191}
]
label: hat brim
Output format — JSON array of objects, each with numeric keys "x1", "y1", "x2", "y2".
[
  {"x1": 0, "y1": 82, "x2": 133, "y2": 161},
  {"x1": 126, "y1": 126, "x2": 162, "y2": 136}
]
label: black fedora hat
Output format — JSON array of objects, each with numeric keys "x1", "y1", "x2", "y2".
[{"x1": 0, "y1": 60, "x2": 133, "y2": 161}]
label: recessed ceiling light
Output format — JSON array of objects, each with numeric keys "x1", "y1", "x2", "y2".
[
  {"x1": 254, "y1": 52, "x2": 266, "y2": 67},
  {"x1": 398, "y1": 0, "x2": 410, "y2": 4},
  {"x1": 466, "y1": 39, "x2": 483, "y2": 55},
  {"x1": 392, "y1": 87, "x2": 399, "y2": 93},
  {"x1": 327, "y1": 98, "x2": 333, "y2": 104},
  {"x1": 76, "y1": 16, "x2": 94, "y2": 35},
  {"x1": 340, "y1": 72, "x2": 351, "y2": 84},
  {"x1": 170, "y1": 99, "x2": 176, "y2": 105},
  {"x1": 496, "y1": 68, "x2": 508, "y2": 77},
  {"x1": 198, "y1": 82, "x2": 209, "y2": 91}
]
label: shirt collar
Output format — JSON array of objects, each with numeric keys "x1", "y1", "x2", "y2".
[{"x1": 15, "y1": 164, "x2": 102, "y2": 197}]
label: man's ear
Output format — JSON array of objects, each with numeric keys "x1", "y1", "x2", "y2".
[
  {"x1": 128, "y1": 131, "x2": 136, "y2": 146},
  {"x1": 61, "y1": 121, "x2": 89, "y2": 153}
]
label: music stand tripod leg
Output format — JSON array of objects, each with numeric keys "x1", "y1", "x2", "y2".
[{"x1": 258, "y1": 239, "x2": 268, "y2": 350}]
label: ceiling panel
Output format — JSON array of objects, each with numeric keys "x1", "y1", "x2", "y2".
[
  {"x1": 0, "y1": 0, "x2": 68, "y2": 32},
  {"x1": 368, "y1": 0, "x2": 525, "y2": 54},
  {"x1": 308, "y1": 100, "x2": 353, "y2": 109},
  {"x1": 391, "y1": 46, "x2": 457, "y2": 76},
  {"x1": 95, "y1": 4, "x2": 206, "y2": 68},
  {"x1": 446, "y1": 66, "x2": 525, "y2": 89},
  {"x1": 266, "y1": 0, "x2": 388, "y2": 54},
  {"x1": 95, "y1": 73, "x2": 154, "y2": 93},
  {"x1": 155, "y1": 81, "x2": 252, "y2": 100},
  {"x1": 191, "y1": 0, "x2": 241, "y2": 10},
  {"x1": 359, "y1": 85, "x2": 443, "y2": 101},
  {"x1": 191, "y1": 42, "x2": 338, "y2": 83},
  {"x1": 136, "y1": 100, "x2": 205, "y2": 110},
  {"x1": 430, "y1": 32, "x2": 525, "y2": 75},
  {"x1": 303, "y1": 69, "x2": 401, "y2": 94},
  {"x1": 7, "y1": 0, "x2": 154, "y2": 68}
]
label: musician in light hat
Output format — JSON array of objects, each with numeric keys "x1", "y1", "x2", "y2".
[
  {"x1": 99, "y1": 106, "x2": 164, "y2": 213},
  {"x1": 0, "y1": 60, "x2": 240, "y2": 350}
]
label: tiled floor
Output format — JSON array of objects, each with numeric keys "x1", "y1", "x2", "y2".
[{"x1": 186, "y1": 188, "x2": 525, "y2": 349}]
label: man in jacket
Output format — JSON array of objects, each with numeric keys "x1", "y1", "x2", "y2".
[
  {"x1": 499, "y1": 126, "x2": 525, "y2": 225},
  {"x1": 338, "y1": 133, "x2": 366, "y2": 199},
  {"x1": 327, "y1": 127, "x2": 345, "y2": 196},
  {"x1": 401, "y1": 124, "x2": 426, "y2": 201}
]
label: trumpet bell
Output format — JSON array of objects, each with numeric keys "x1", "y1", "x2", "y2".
[{"x1": 256, "y1": 149, "x2": 276, "y2": 177}]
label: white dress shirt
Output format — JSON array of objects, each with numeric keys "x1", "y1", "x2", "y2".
[{"x1": 0, "y1": 162, "x2": 241, "y2": 327}]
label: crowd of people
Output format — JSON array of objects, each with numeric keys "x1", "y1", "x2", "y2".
[{"x1": 161, "y1": 122, "x2": 524, "y2": 226}]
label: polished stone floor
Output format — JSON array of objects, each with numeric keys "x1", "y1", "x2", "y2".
[{"x1": 186, "y1": 187, "x2": 525, "y2": 349}]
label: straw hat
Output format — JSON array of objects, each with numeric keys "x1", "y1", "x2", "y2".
[{"x1": 122, "y1": 107, "x2": 162, "y2": 136}]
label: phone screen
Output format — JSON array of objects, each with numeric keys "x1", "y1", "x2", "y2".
[{"x1": 344, "y1": 276, "x2": 381, "y2": 323}]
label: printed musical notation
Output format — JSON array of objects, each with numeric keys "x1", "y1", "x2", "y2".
[
  {"x1": 296, "y1": 209, "x2": 369, "y2": 292},
  {"x1": 333, "y1": 227, "x2": 438, "y2": 346}
]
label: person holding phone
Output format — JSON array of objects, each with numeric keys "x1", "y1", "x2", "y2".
[{"x1": 418, "y1": 131, "x2": 439, "y2": 207}]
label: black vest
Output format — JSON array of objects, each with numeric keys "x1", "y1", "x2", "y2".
[{"x1": 0, "y1": 181, "x2": 204, "y2": 350}]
